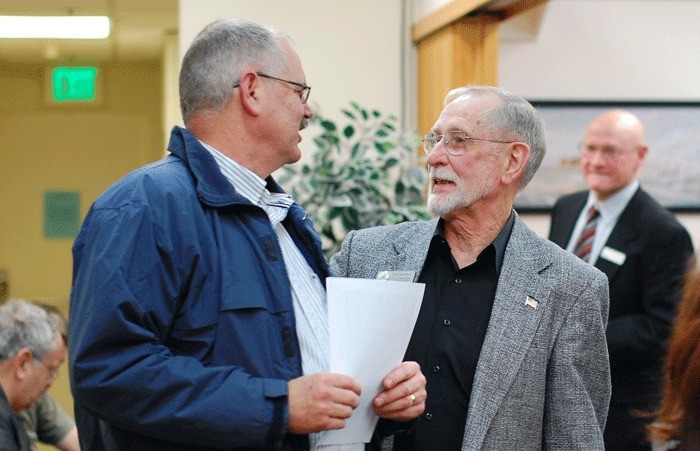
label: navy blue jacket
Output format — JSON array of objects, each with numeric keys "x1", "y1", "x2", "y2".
[{"x1": 69, "y1": 126, "x2": 327, "y2": 449}]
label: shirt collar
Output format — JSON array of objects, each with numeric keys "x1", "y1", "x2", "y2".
[
  {"x1": 433, "y1": 210, "x2": 515, "y2": 276},
  {"x1": 199, "y1": 140, "x2": 267, "y2": 206},
  {"x1": 586, "y1": 180, "x2": 639, "y2": 221}
]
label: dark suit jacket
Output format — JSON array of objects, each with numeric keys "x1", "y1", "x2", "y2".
[{"x1": 549, "y1": 187, "x2": 694, "y2": 409}]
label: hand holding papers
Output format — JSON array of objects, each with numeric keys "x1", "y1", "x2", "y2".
[{"x1": 318, "y1": 277, "x2": 425, "y2": 445}]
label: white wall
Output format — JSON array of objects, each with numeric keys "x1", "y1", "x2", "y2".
[
  {"x1": 498, "y1": 0, "x2": 700, "y2": 101},
  {"x1": 179, "y1": 0, "x2": 407, "y2": 147},
  {"x1": 411, "y1": 0, "x2": 452, "y2": 22},
  {"x1": 494, "y1": 0, "x2": 700, "y2": 247}
]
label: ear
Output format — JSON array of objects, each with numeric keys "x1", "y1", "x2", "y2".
[
  {"x1": 637, "y1": 144, "x2": 648, "y2": 161},
  {"x1": 501, "y1": 142, "x2": 530, "y2": 186},
  {"x1": 237, "y1": 71, "x2": 263, "y2": 117},
  {"x1": 13, "y1": 348, "x2": 34, "y2": 380}
]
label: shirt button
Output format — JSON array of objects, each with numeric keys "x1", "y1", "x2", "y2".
[
  {"x1": 425, "y1": 412, "x2": 433, "y2": 420},
  {"x1": 432, "y1": 365, "x2": 440, "y2": 373},
  {"x1": 455, "y1": 278, "x2": 462, "y2": 284},
  {"x1": 443, "y1": 319, "x2": 451, "y2": 326}
]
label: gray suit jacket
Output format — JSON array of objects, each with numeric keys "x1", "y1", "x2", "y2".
[{"x1": 329, "y1": 214, "x2": 611, "y2": 450}]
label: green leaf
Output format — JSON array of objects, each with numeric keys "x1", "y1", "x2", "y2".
[
  {"x1": 361, "y1": 108, "x2": 369, "y2": 120},
  {"x1": 372, "y1": 110, "x2": 381, "y2": 118},
  {"x1": 375, "y1": 129, "x2": 388, "y2": 138},
  {"x1": 320, "y1": 120, "x2": 337, "y2": 132},
  {"x1": 374, "y1": 142, "x2": 386, "y2": 154},
  {"x1": 381, "y1": 122, "x2": 396, "y2": 131},
  {"x1": 341, "y1": 109, "x2": 356, "y2": 120},
  {"x1": 384, "y1": 158, "x2": 399, "y2": 169},
  {"x1": 328, "y1": 207, "x2": 344, "y2": 220},
  {"x1": 343, "y1": 125, "x2": 355, "y2": 138},
  {"x1": 350, "y1": 142, "x2": 360, "y2": 159}
]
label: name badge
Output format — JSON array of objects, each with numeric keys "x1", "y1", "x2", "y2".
[
  {"x1": 376, "y1": 270, "x2": 416, "y2": 282},
  {"x1": 600, "y1": 246, "x2": 626, "y2": 266}
]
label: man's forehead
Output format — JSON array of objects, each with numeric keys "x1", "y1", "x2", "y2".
[{"x1": 436, "y1": 97, "x2": 490, "y2": 129}]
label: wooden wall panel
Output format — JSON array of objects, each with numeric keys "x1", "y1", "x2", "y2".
[{"x1": 416, "y1": 14, "x2": 500, "y2": 134}]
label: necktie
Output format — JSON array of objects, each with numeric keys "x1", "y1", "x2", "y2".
[{"x1": 574, "y1": 206, "x2": 600, "y2": 263}]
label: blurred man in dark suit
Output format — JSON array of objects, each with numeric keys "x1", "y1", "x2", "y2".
[{"x1": 549, "y1": 109, "x2": 694, "y2": 450}]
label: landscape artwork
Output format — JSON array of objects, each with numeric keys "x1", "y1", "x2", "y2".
[{"x1": 515, "y1": 102, "x2": 700, "y2": 212}]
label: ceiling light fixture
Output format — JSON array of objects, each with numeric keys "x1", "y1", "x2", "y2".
[{"x1": 0, "y1": 16, "x2": 111, "y2": 39}]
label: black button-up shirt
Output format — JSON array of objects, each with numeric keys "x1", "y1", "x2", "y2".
[{"x1": 392, "y1": 213, "x2": 514, "y2": 450}]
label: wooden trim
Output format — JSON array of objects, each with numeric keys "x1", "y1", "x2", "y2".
[
  {"x1": 412, "y1": 0, "x2": 491, "y2": 43},
  {"x1": 416, "y1": 15, "x2": 500, "y2": 134},
  {"x1": 500, "y1": 0, "x2": 548, "y2": 20},
  {"x1": 412, "y1": 0, "x2": 549, "y2": 43}
]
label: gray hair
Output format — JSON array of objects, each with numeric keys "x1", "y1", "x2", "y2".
[
  {"x1": 0, "y1": 299, "x2": 57, "y2": 362},
  {"x1": 179, "y1": 19, "x2": 288, "y2": 125},
  {"x1": 444, "y1": 85, "x2": 546, "y2": 190}
]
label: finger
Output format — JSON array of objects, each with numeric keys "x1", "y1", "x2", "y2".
[
  {"x1": 375, "y1": 372, "x2": 425, "y2": 406},
  {"x1": 334, "y1": 387, "x2": 361, "y2": 409},
  {"x1": 376, "y1": 389, "x2": 426, "y2": 414},
  {"x1": 383, "y1": 361, "x2": 420, "y2": 389},
  {"x1": 323, "y1": 417, "x2": 348, "y2": 431},
  {"x1": 375, "y1": 395, "x2": 426, "y2": 421},
  {"x1": 329, "y1": 373, "x2": 362, "y2": 395},
  {"x1": 329, "y1": 402, "x2": 355, "y2": 420}
]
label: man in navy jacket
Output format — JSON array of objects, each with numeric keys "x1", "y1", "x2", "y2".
[{"x1": 69, "y1": 19, "x2": 425, "y2": 450}]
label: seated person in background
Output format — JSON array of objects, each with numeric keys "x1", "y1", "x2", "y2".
[
  {"x1": 22, "y1": 303, "x2": 79, "y2": 451},
  {"x1": 647, "y1": 256, "x2": 700, "y2": 451},
  {"x1": 0, "y1": 299, "x2": 66, "y2": 451}
]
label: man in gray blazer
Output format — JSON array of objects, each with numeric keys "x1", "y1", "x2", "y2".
[{"x1": 330, "y1": 86, "x2": 611, "y2": 450}]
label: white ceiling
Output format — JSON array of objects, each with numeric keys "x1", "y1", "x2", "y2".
[{"x1": 0, "y1": 0, "x2": 178, "y2": 64}]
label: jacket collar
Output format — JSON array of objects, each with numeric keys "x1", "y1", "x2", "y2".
[{"x1": 167, "y1": 126, "x2": 289, "y2": 208}]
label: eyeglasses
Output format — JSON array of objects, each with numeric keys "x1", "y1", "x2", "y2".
[
  {"x1": 34, "y1": 358, "x2": 60, "y2": 380},
  {"x1": 233, "y1": 71, "x2": 311, "y2": 103},
  {"x1": 578, "y1": 143, "x2": 637, "y2": 160},
  {"x1": 422, "y1": 131, "x2": 516, "y2": 156}
]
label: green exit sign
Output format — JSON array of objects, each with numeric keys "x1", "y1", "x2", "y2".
[{"x1": 52, "y1": 67, "x2": 98, "y2": 102}]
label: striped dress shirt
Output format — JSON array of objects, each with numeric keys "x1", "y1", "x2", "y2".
[{"x1": 202, "y1": 142, "x2": 361, "y2": 450}]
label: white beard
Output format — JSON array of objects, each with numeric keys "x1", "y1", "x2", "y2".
[{"x1": 427, "y1": 167, "x2": 494, "y2": 216}]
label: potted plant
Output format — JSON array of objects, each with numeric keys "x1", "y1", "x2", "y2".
[{"x1": 278, "y1": 102, "x2": 431, "y2": 256}]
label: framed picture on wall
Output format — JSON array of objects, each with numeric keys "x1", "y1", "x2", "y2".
[{"x1": 515, "y1": 101, "x2": 700, "y2": 212}]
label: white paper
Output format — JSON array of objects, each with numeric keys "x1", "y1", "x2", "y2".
[{"x1": 318, "y1": 277, "x2": 425, "y2": 446}]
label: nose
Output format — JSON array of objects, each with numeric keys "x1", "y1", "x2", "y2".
[
  {"x1": 426, "y1": 141, "x2": 448, "y2": 168},
  {"x1": 585, "y1": 149, "x2": 609, "y2": 166},
  {"x1": 303, "y1": 102, "x2": 314, "y2": 119}
]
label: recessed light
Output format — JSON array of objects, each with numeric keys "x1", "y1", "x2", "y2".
[{"x1": 0, "y1": 16, "x2": 110, "y2": 39}]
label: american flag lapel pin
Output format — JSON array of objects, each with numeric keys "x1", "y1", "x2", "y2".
[{"x1": 525, "y1": 296, "x2": 539, "y2": 309}]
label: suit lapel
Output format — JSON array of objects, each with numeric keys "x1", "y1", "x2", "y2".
[
  {"x1": 463, "y1": 217, "x2": 553, "y2": 449},
  {"x1": 386, "y1": 219, "x2": 436, "y2": 280},
  {"x1": 594, "y1": 190, "x2": 641, "y2": 282},
  {"x1": 550, "y1": 193, "x2": 587, "y2": 247}
]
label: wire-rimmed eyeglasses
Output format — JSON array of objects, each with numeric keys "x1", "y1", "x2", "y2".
[
  {"x1": 578, "y1": 142, "x2": 639, "y2": 161},
  {"x1": 422, "y1": 131, "x2": 516, "y2": 156},
  {"x1": 233, "y1": 72, "x2": 311, "y2": 103}
]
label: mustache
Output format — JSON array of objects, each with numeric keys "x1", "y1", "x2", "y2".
[
  {"x1": 429, "y1": 167, "x2": 458, "y2": 183},
  {"x1": 300, "y1": 117, "x2": 309, "y2": 130}
]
